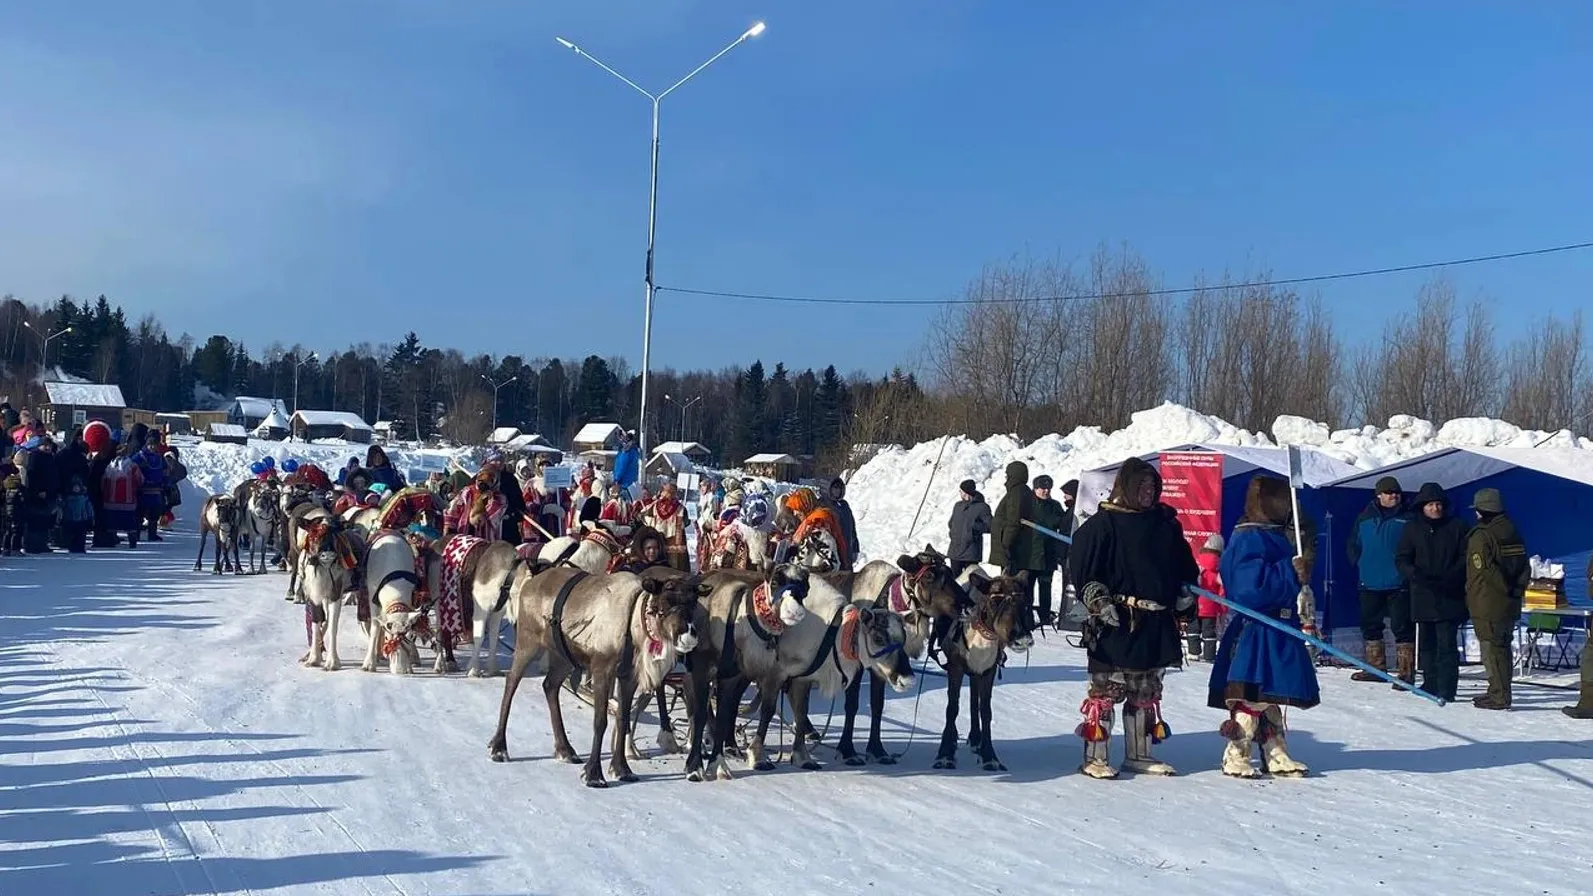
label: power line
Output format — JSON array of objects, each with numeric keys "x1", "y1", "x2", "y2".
[{"x1": 655, "y1": 240, "x2": 1593, "y2": 307}]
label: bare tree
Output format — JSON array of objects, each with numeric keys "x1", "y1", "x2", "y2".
[{"x1": 1501, "y1": 311, "x2": 1590, "y2": 431}]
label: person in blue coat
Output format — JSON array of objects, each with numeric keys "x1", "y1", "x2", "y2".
[
  {"x1": 612, "y1": 429, "x2": 639, "y2": 496},
  {"x1": 1345, "y1": 476, "x2": 1412, "y2": 682},
  {"x1": 1208, "y1": 475, "x2": 1319, "y2": 779}
]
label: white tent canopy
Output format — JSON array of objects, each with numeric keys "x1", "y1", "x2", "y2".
[{"x1": 1085, "y1": 442, "x2": 1360, "y2": 487}]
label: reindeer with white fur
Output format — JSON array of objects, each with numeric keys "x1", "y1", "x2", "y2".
[
  {"x1": 360, "y1": 530, "x2": 440, "y2": 675},
  {"x1": 699, "y1": 564, "x2": 915, "y2": 780},
  {"x1": 295, "y1": 509, "x2": 369, "y2": 672},
  {"x1": 235, "y1": 479, "x2": 283, "y2": 575},
  {"x1": 193, "y1": 494, "x2": 243, "y2": 575},
  {"x1": 488, "y1": 568, "x2": 708, "y2": 787}
]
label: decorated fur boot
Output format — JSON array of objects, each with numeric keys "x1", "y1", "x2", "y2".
[
  {"x1": 1219, "y1": 704, "x2": 1262, "y2": 778},
  {"x1": 1257, "y1": 705, "x2": 1308, "y2": 777},
  {"x1": 1351, "y1": 640, "x2": 1386, "y2": 682},
  {"x1": 1076, "y1": 696, "x2": 1118, "y2": 779},
  {"x1": 1121, "y1": 701, "x2": 1176, "y2": 776}
]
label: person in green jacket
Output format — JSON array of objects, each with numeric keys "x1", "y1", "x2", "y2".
[
  {"x1": 1028, "y1": 475, "x2": 1068, "y2": 626},
  {"x1": 988, "y1": 461, "x2": 1035, "y2": 579},
  {"x1": 1464, "y1": 488, "x2": 1530, "y2": 710}
]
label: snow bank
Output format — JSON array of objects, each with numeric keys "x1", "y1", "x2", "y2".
[
  {"x1": 847, "y1": 400, "x2": 1592, "y2": 563},
  {"x1": 175, "y1": 437, "x2": 471, "y2": 505}
]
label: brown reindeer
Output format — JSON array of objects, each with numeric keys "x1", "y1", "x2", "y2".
[
  {"x1": 934, "y1": 572, "x2": 1034, "y2": 771},
  {"x1": 488, "y1": 568, "x2": 707, "y2": 787},
  {"x1": 193, "y1": 494, "x2": 242, "y2": 574}
]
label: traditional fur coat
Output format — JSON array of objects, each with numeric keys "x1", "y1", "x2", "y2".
[{"x1": 444, "y1": 483, "x2": 505, "y2": 541}]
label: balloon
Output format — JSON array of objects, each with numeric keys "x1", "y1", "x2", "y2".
[
  {"x1": 250, "y1": 461, "x2": 266, "y2": 476},
  {"x1": 262, "y1": 456, "x2": 276, "y2": 468},
  {"x1": 283, "y1": 458, "x2": 300, "y2": 473}
]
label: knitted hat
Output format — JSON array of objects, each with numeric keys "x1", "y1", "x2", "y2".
[
  {"x1": 1061, "y1": 479, "x2": 1079, "y2": 498},
  {"x1": 83, "y1": 420, "x2": 112, "y2": 454},
  {"x1": 1375, "y1": 476, "x2": 1402, "y2": 494},
  {"x1": 959, "y1": 478, "x2": 977, "y2": 496},
  {"x1": 1203, "y1": 532, "x2": 1225, "y2": 553}
]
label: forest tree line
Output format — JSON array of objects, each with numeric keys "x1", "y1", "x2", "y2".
[{"x1": 3, "y1": 242, "x2": 1586, "y2": 469}]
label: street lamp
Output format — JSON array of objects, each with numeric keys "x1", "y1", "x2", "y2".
[
  {"x1": 663, "y1": 393, "x2": 703, "y2": 442},
  {"x1": 482, "y1": 373, "x2": 518, "y2": 431},
  {"x1": 555, "y1": 21, "x2": 766, "y2": 460},
  {"x1": 291, "y1": 351, "x2": 317, "y2": 415},
  {"x1": 23, "y1": 321, "x2": 72, "y2": 372}
]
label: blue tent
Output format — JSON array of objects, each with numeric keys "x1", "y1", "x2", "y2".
[{"x1": 1314, "y1": 446, "x2": 1593, "y2": 636}]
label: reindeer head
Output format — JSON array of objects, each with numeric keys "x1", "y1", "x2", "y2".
[
  {"x1": 793, "y1": 529, "x2": 839, "y2": 573},
  {"x1": 970, "y1": 575, "x2": 1033, "y2": 655},
  {"x1": 852, "y1": 606, "x2": 914, "y2": 692},
  {"x1": 639, "y1": 574, "x2": 709, "y2": 655},
  {"x1": 895, "y1": 545, "x2": 967, "y2": 622},
  {"x1": 211, "y1": 496, "x2": 239, "y2": 540},
  {"x1": 379, "y1": 603, "x2": 426, "y2": 675},
  {"x1": 249, "y1": 482, "x2": 280, "y2": 520}
]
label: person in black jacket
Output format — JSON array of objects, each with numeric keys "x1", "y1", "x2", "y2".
[
  {"x1": 947, "y1": 479, "x2": 991, "y2": 576},
  {"x1": 1068, "y1": 456, "x2": 1199, "y2": 779},
  {"x1": 988, "y1": 461, "x2": 1035, "y2": 576},
  {"x1": 1394, "y1": 482, "x2": 1468, "y2": 702},
  {"x1": 486, "y1": 452, "x2": 525, "y2": 545}
]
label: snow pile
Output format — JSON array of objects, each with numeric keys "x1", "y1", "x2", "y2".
[
  {"x1": 847, "y1": 401, "x2": 1592, "y2": 563},
  {"x1": 175, "y1": 437, "x2": 470, "y2": 506}
]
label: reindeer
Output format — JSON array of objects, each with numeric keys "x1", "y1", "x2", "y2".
[
  {"x1": 360, "y1": 530, "x2": 439, "y2": 675},
  {"x1": 699, "y1": 564, "x2": 914, "y2": 780},
  {"x1": 235, "y1": 479, "x2": 283, "y2": 574},
  {"x1": 533, "y1": 521, "x2": 628, "y2": 574},
  {"x1": 457, "y1": 540, "x2": 527, "y2": 678},
  {"x1": 295, "y1": 514, "x2": 369, "y2": 672},
  {"x1": 934, "y1": 572, "x2": 1034, "y2": 771},
  {"x1": 488, "y1": 568, "x2": 706, "y2": 788},
  {"x1": 830, "y1": 548, "x2": 968, "y2": 765},
  {"x1": 193, "y1": 494, "x2": 243, "y2": 574}
]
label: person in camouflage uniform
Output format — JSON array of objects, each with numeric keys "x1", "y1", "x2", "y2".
[{"x1": 1464, "y1": 488, "x2": 1529, "y2": 711}]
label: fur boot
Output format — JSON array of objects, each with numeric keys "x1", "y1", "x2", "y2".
[
  {"x1": 1121, "y1": 704, "x2": 1176, "y2": 776},
  {"x1": 1257, "y1": 705, "x2": 1308, "y2": 776},
  {"x1": 1392, "y1": 642, "x2": 1416, "y2": 688},
  {"x1": 1077, "y1": 697, "x2": 1118, "y2": 779},
  {"x1": 1352, "y1": 639, "x2": 1386, "y2": 682},
  {"x1": 1219, "y1": 705, "x2": 1261, "y2": 778}
]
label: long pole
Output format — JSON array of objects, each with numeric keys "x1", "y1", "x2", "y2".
[
  {"x1": 639, "y1": 97, "x2": 661, "y2": 459},
  {"x1": 1017, "y1": 519, "x2": 1446, "y2": 706},
  {"x1": 554, "y1": 23, "x2": 765, "y2": 462}
]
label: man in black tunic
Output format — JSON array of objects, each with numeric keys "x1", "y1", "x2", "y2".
[{"x1": 1068, "y1": 457, "x2": 1199, "y2": 778}]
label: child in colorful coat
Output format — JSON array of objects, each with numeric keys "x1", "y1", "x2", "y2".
[{"x1": 1188, "y1": 533, "x2": 1226, "y2": 662}]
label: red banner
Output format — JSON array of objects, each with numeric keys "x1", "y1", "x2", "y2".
[{"x1": 1158, "y1": 451, "x2": 1224, "y2": 554}]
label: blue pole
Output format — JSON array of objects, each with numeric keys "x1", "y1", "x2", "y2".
[{"x1": 1019, "y1": 519, "x2": 1447, "y2": 707}]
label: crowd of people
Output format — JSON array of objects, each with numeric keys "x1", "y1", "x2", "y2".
[{"x1": 0, "y1": 403, "x2": 188, "y2": 555}]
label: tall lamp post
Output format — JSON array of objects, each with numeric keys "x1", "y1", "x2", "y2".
[
  {"x1": 482, "y1": 373, "x2": 518, "y2": 432},
  {"x1": 291, "y1": 351, "x2": 317, "y2": 415},
  {"x1": 680, "y1": 395, "x2": 702, "y2": 442},
  {"x1": 554, "y1": 21, "x2": 766, "y2": 460},
  {"x1": 23, "y1": 321, "x2": 72, "y2": 372}
]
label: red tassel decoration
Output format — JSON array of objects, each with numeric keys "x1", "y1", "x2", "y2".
[{"x1": 1219, "y1": 718, "x2": 1242, "y2": 740}]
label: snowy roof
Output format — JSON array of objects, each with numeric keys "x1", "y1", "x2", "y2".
[
  {"x1": 1085, "y1": 443, "x2": 1359, "y2": 488},
  {"x1": 207, "y1": 423, "x2": 248, "y2": 438},
  {"x1": 43, "y1": 381, "x2": 126, "y2": 408},
  {"x1": 254, "y1": 409, "x2": 291, "y2": 431},
  {"x1": 291, "y1": 410, "x2": 373, "y2": 431},
  {"x1": 648, "y1": 452, "x2": 695, "y2": 473},
  {"x1": 505, "y1": 433, "x2": 553, "y2": 451},
  {"x1": 573, "y1": 422, "x2": 624, "y2": 445},
  {"x1": 374, "y1": 420, "x2": 393, "y2": 431},
  {"x1": 488, "y1": 427, "x2": 521, "y2": 444},
  {"x1": 234, "y1": 396, "x2": 288, "y2": 418},
  {"x1": 745, "y1": 453, "x2": 799, "y2": 465},
  {"x1": 1324, "y1": 446, "x2": 1593, "y2": 490},
  {"x1": 652, "y1": 441, "x2": 709, "y2": 456}
]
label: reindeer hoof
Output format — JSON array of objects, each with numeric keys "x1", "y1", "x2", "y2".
[
  {"x1": 582, "y1": 775, "x2": 608, "y2": 789},
  {"x1": 611, "y1": 768, "x2": 638, "y2": 784},
  {"x1": 488, "y1": 745, "x2": 509, "y2": 763},
  {"x1": 843, "y1": 755, "x2": 867, "y2": 767},
  {"x1": 713, "y1": 760, "x2": 735, "y2": 781},
  {"x1": 686, "y1": 768, "x2": 705, "y2": 783},
  {"x1": 982, "y1": 759, "x2": 1007, "y2": 772},
  {"x1": 933, "y1": 756, "x2": 956, "y2": 770},
  {"x1": 466, "y1": 667, "x2": 482, "y2": 679},
  {"x1": 800, "y1": 760, "x2": 822, "y2": 771},
  {"x1": 871, "y1": 751, "x2": 896, "y2": 766},
  {"x1": 322, "y1": 662, "x2": 340, "y2": 672},
  {"x1": 754, "y1": 760, "x2": 775, "y2": 772}
]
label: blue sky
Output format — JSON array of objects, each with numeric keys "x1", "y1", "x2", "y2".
[{"x1": 1, "y1": 1, "x2": 1589, "y2": 377}]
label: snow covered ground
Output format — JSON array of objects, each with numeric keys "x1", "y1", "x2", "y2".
[
  {"x1": 170, "y1": 438, "x2": 470, "y2": 501},
  {"x1": 6, "y1": 523, "x2": 1593, "y2": 895}
]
